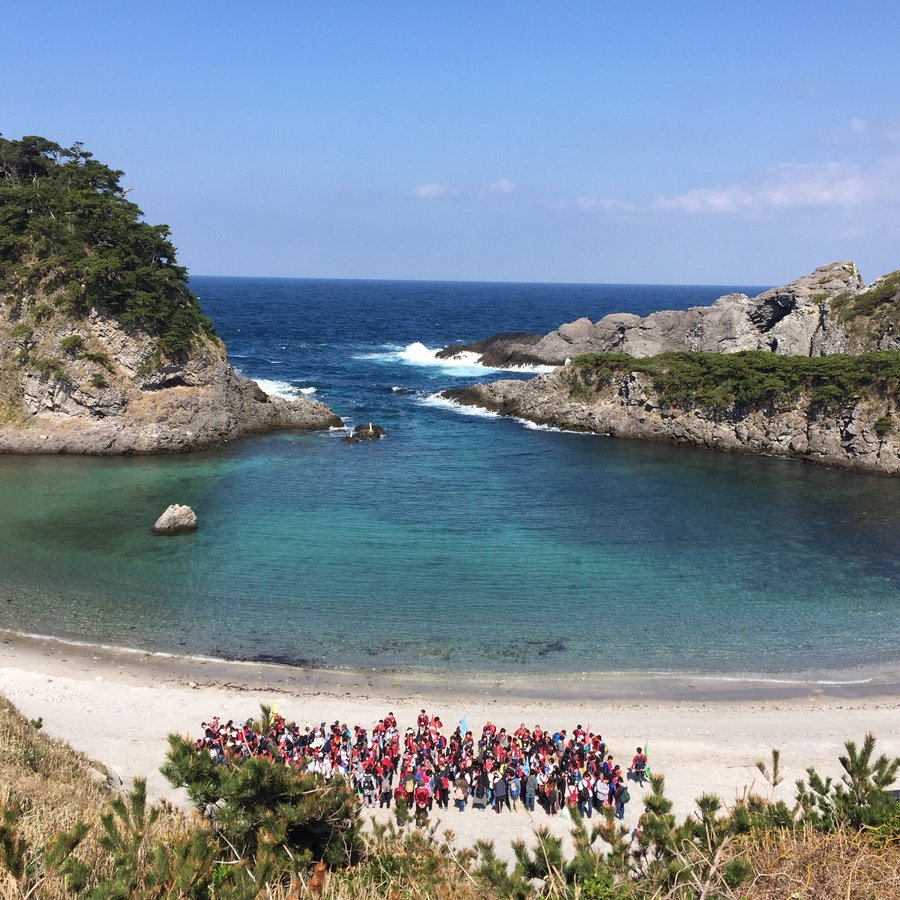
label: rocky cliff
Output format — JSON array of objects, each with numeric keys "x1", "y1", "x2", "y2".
[
  {"x1": 445, "y1": 361, "x2": 900, "y2": 475},
  {"x1": 438, "y1": 262, "x2": 900, "y2": 367},
  {"x1": 0, "y1": 135, "x2": 341, "y2": 454},
  {"x1": 0, "y1": 299, "x2": 342, "y2": 454}
]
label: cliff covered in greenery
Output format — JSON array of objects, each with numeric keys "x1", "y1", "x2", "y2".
[
  {"x1": 445, "y1": 349, "x2": 900, "y2": 474},
  {"x1": 567, "y1": 349, "x2": 900, "y2": 420},
  {"x1": 0, "y1": 135, "x2": 212, "y2": 359},
  {"x1": 0, "y1": 136, "x2": 340, "y2": 452}
]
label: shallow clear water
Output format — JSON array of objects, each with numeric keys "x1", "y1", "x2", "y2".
[{"x1": 2, "y1": 277, "x2": 899, "y2": 676}]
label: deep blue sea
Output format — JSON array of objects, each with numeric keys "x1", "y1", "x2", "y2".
[{"x1": 2, "y1": 277, "x2": 900, "y2": 678}]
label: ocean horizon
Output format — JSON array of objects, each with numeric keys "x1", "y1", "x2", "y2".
[{"x1": 3, "y1": 276, "x2": 899, "y2": 680}]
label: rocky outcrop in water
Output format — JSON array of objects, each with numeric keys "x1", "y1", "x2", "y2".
[
  {"x1": 152, "y1": 504, "x2": 198, "y2": 534},
  {"x1": 444, "y1": 369, "x2": 900, "y2": 475},
  {"x1": 0, "y1": 302, "x2": 342, "y2": 455},
  {"x1": 438, "y1": 262, "x2": 900, "y2": 367},
  {"x1": 340, "y1": 423, "x2": 386, "y2": 444}
]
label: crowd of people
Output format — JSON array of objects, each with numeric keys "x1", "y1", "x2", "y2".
[{"x1": 192, "y1": 708, "x2": 650, "y2": 823}]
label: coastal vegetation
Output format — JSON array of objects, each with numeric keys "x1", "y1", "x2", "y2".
[
  {"x1": 0, "y1": 135, "x2": 214, "y2": 359},
  {"x1": 0, "y1": 135, "x2": 341, "y2": 452},
  {"x1": 2, "y1": 697, "x2": 898, "y2": 899},
  {"x1": 830, "y1": 271, "x2": 900, "y2": 351},
  {"x1": 567, "y1": 350, "x2": 900, "y2": 415}
]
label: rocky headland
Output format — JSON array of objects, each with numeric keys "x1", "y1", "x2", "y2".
[
  {"x1": 0, "y1": 306, "x2": 341, "y2": 454},
  {"x1": 0, "y1": 136, "x2": 341, "y2": 454},
  {"x1": 438, "y1": 262, "x2": 899, "y2": 366},
  {"x1": 445, "y1": 363, "x2": 900, "y2": 475},
  {"x1": 442, "y1": 263, "x2": 900, "y2": 475}
]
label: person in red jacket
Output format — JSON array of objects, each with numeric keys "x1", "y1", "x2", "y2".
[
  {"x1": 629, "y1": 747, "x2": 648, "y2": 786},
  {"x1": 414, "y1": 782, "x2": 431, "y2": 825}
]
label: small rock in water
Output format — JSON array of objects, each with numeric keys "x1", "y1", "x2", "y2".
[
  {"x1": 341, "y1": 422, "x2": 386, "y2": 444},
  {"x1": 152, "y1": 504, "x2": 198, "y2": 535}
]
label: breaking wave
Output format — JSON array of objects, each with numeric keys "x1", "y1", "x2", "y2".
[{"x1": 356, "y1": 342, "x2": 555, "y2": 375}]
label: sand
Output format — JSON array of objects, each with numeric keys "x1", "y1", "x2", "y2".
[{"x1": 1, "y1": 630, "x2": 899, "y2": 859}]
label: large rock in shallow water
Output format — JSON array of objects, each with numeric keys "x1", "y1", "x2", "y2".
[
  {"x1": 152, "y1": 504, "x2": 198, "y2": 535},
  {"x1": 340, "y1": 423, "x2": 386, "y2": 444}
]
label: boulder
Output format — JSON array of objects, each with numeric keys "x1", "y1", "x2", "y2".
[
  {"x1": 152, "y1": 504, "x2": 198, "y2": 535},
  {"x1": 341, "y1": 423, "x2": 386, "y2": 444}
]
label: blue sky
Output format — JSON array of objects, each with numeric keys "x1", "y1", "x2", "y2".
[{"x1": 5, "y1": 2, "x2": 900, "y2": 285}]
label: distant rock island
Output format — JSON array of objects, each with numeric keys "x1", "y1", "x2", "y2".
[
  {"x1": 443, "y1": 263, "x2": 900, "y2": 475},
  {"x1": 0, "y1": 136, "x2": 340, "y2": 454}
]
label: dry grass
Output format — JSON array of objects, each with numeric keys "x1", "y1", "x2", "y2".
[
  {"x1": 0, "y1": 695, "x2": 113, "y2": 853},
  {"x1": 730, "y1": 825, "x2": 900, "y2": 899},
  {"x1": 0, "y1": 695, "x2": 187, "y2": 899}
]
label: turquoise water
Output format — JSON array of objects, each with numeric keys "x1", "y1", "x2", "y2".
[{"x1": 2, "y1": 278, "x2": 898, "y2": 676}]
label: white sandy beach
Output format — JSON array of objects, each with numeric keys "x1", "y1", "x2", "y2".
[{"x1": 2, "y1": 632, "x2": 899, "y2": 859}]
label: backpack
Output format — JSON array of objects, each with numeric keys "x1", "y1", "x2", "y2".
[
  {"x1": 635, "y1": 757, "x2": 646, "y2": 772},
  {"x1": 620, "y1": 788, "x2": 631, "y2": 804}
]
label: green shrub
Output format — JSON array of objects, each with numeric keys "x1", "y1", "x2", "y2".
[
  {"x1": 568, "y1": 350, "x2": 900, "y2": 414},
  {"x1": 875, "y1": 414, "x2": 894, "y2": 438},
  {"x1": 9, "y1": 322, "x2": 31, "y2": 340},
  {"x1": 83, "y1": 349, "x2": 113, "y2": 370},
  {"x1": 31, "y1": 303, "x2": 54, "y2": 323},
  {"x1": 89, "y1": 373, "x2": 108, "y2": 389},
  {"x1": 60, "y1": 334, "x2": 84, "y2": 355},
  {"x1": 161, "y1": 727, "x2": 362, "y2": 872},
  {"x1": 30, "y1": 356, "x2": 66, "y2": 380},
  {"x1": 796, "y1": 733, "x2": 900, "y2": 830}
]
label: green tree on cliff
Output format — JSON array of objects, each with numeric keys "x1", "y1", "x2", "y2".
[{"x1": 0, "y1": 134, "x2": 213, "y2": 357}]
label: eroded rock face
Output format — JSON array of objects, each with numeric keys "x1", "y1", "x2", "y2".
[
  {"x1": 438, "y1": 262, "x2": 869, "y2": 367},
  {"x1": 0, "y1": 300, "x2": 343, "y2": 455},
  {"x1": 444, "y1": 370, "x2": 900, "y2": 476},
  {"x1": 152, "y1": 504, "x2": 198, "y2": 535}
]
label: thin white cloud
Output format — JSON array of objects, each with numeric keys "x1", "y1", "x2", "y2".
[
  {"x1": 758, "y1": 162, "x2": 866, "y2": 208},
  {"x1": 486, "y1": 177, "x2": 516, "y2": 195},
  {"x1": 655, "y1": 184, "x2": 754, "y2": 212},
  {"x1": 849, "y1": 116, "x2": 868, "y2": 135},
  {"x1": 414, "y1": 183, "x2": 450, "y2": 200},
  {"x1": 654, "y1": 158, "x2": 899, "y2": 213},
  {"x1": 576, "y1": 196, "x2": 636, "y2": 212}
]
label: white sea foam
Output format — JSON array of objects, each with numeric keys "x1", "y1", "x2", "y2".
[
  {"x1": 5, "y1": 628, "x2": 261, "y2": 667},
  {"x1": 419, "y1": 393, "x2": 501, "y2": 418},
  {"x1": 252, "y1": 378, "x2": 316, "y2": 399},
  {"x1": 681, "y1": 674, "x2": 875, "y2": 686},
  {"x1": 520, "y1": 420, "x2": 561, "y2": 432},
  {"x1": 422, "y1": 393, "x2": 593, "y2": 435},
  {"x1": 518, "y1": 419, "x2": 594, "y2": 435},
  {"x1": 356, "y1": 342, "x2": 555, "y2": 376}
]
